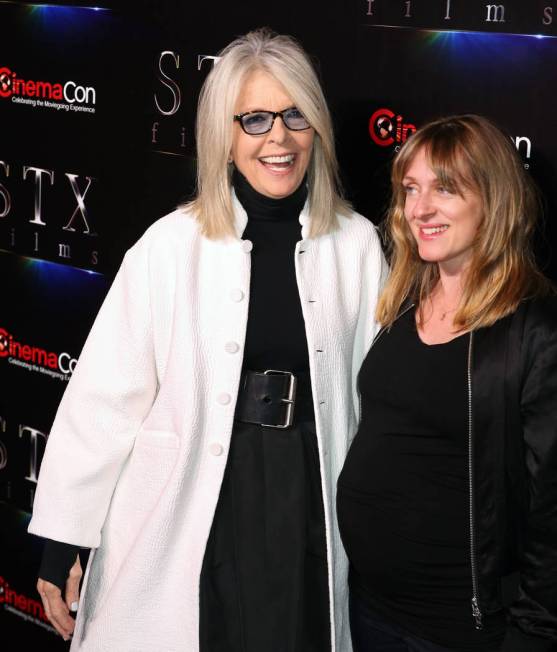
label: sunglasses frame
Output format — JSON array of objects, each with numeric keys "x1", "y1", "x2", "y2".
[{"x1": 233, "y1": 107, "x2": 311, "y2": 135}]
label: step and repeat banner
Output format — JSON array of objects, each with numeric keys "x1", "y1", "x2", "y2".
[{"x1": 1, "y1": 0, "x2": 556, "y2": 646}]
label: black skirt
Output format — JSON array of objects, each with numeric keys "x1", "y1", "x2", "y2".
[{"x1": 199, "y1": 418, "x2": 331, "y2": 652}]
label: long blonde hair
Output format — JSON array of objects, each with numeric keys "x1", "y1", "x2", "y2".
[
  {"x1": 377, "y1": 114, "x2": 552, "y2": 330},
  {"x1": 185, "y1": 28, "x2": 350, "y2": 239}
]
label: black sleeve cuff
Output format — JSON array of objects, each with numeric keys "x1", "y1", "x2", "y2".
[
  {"x1": 39, "y1": 539, "x2": 81, "y2": 591},
  {"x1": 501, "y1": 625, "x2": 557, "y2": 652}
]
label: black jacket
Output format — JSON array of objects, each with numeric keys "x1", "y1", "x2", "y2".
[{"x1": 471, "y1": 295, "x2": 557, "y2": 651}]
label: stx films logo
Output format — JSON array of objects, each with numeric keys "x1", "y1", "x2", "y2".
[
  {"x1": 0, "y1": 327, "x2": 77, "y2": 381},
  {"x1": 0, "y1": 415, "x2": 49, "y2": 512},
  {"x1": 364, "y1": 1, "x2": 554, "y2": 31},
  {"x1": 0, "y1": 160, "x2": 99, "y2": 269},
  {"x1": 369, "y1": 107, "x2": 417, "y2": 150},
  {"x1": 150, "y1": 50, "x2": 220, "y2": 153}
]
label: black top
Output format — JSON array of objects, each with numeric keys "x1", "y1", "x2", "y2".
[
  {"x1": 199, "y1": 170, "x2": 329, "y2": 652},
  {"x1": 235, "y1": 168, "x2": 309, "y2": 372},
  {"x1": 337, "y1": 307, "x2": 506, "y2": 651}
]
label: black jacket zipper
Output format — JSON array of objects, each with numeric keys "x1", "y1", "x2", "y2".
[{"x1": 467, "y1": 332, "x2": 483, "y2": 629}]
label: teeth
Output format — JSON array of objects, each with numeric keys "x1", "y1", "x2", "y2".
[
  {"x1": 260, "y1": 154, "x2": 295, "y2": 164},
  {"x1": 422, "y1": 225, "x2": 449, "y2": 235}
]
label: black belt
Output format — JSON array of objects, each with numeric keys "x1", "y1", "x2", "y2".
[{"x1": 235, "y1": 370, "x2": 314, "y2": 428}]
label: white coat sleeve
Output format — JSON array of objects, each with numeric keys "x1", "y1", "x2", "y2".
[
  {"x1": 28, "y1": 239, "x2": 158, "y2": 548},
  {"x1": 351, "y1": 223, "x2": 388, "y2": 413}
]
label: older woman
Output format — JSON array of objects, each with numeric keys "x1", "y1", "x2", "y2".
[
  {"x1": 29, "y1": 29, "x2": 386, "y2": 651},
  {"x1": 337, "y1": 115, "x2": 557, "y2": 652}
]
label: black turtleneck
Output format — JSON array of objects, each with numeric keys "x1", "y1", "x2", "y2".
[{"x1": 234, "y1": 169, "x2": 310, "y2": 372}]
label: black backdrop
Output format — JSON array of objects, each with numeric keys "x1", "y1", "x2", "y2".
[{"x1": 1, "y1": 1, "x2": 556, "y2": 646}]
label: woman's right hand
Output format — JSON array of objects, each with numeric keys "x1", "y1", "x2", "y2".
[{"x1": 37, "y1": 554, "x2": 82, "y2": 641}]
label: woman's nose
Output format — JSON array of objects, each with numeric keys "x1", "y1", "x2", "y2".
[
  {"x1": 412, "y1": 191, "x2": 435, "y2": 219},
  {"x1": 267, "y1": 114, "x2": 289, "y2": 144}
]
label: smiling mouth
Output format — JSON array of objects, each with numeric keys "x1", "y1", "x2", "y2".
[
  {"x1": 259, "y1": 154, "x2": 296, "y2": 172},
  {"x1": 421, "y1": 225, "x2": 449, "y2": 235}
]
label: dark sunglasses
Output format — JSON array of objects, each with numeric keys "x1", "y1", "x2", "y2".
[{"x1": 233, "y1": 107, "x2": 311, "y2": 135}]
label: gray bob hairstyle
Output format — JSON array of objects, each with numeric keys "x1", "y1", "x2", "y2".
[{"x1": 185, "y1": 28, "x2": 351, "y2": 239}]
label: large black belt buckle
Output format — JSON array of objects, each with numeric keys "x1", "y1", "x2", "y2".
[{"x1": 262, "y1": 369, "x2": 297, "y2": 429}]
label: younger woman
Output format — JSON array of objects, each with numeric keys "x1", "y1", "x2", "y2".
[{"x1": 338, "y1": 115, "x2": 557, "y2": 652}]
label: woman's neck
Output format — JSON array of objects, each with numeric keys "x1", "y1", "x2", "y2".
[
  {"x1": 232, "y1": 168, "x2": 307, "y2": 222},
  {"x1": 415, "y1": 267, "x2": 468, "y2": 344},
  {"x1": 435, "y1": 270, "x2": 466, "y2": 311}
]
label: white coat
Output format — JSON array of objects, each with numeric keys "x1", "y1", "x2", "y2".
[{"x1": 29, "y1": 195, "x2": 387, "y2": 651}]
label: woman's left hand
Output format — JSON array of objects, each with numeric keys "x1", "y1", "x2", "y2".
[{"x1": 37, "y1": 554, "x2": 82, "y2": 641}]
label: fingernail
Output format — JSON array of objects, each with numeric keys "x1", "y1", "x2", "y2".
[{"x1": 70, "y1": 601, "x2": 79, "y2": 611}]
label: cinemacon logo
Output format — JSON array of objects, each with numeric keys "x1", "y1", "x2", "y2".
[
  {"x1": 368, "y1": 107, "x2": 533, "y2": 166},
  {"x1": 0, "y1": 327, "x2": 77, "y2": 375},
  {"x1": 0, "y1": 576, "x2": 50, "y2": 626},
  {"x1": 369, "y1": 107, "x2": 417, "y2": 148},
  {"x1": 0, "y1": 66, "x2": 96, "y2": 105}
]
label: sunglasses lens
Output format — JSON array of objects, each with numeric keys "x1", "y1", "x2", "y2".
[
  {"x1": 238, "y1": 108, "x2": 310, "y2": 134},
  {"x1": 241, "y1": 112, "x2": 273, "y2": 134},
  {"x1": 283, "y1": 108, "x2": 310, "y2": 130}
]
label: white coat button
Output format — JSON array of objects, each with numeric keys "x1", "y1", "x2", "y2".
[
  {"x1": 217, "y1": 392, "x2": 232, "y2": 405},
  {"x1": 224, "y1": 341, "x2": 240, "y2": 354},
  {"x1": 209, "y1": 443, "x2": 223, "y2": 456},
  {"x1": 241, "y1": 240, "x2": 253, "y2": 253},
  {"x1": 230, "y1": 289, "x2": 245, "y2": 302}
]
